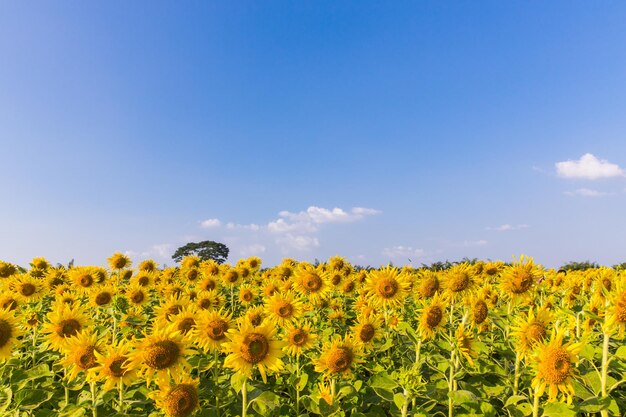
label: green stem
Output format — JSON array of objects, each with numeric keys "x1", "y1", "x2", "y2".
[
  {"x1": 448, "y1": 350, "x2": 456, "y2": 417},
  {"x1": 331, "y1": 378, "x2": 336, "y2": 403},
  {"x1": 513, "y1": 353, "x2": 520, "y2": 396},
  {"x1": 118, "y1": 379, "x2": 124, "y2": 413},
  {"x1": 214, "y1": 350, "x2": 220, "y2": 416},
  {"x1": 532, "y1": 386, "x2": 540, "y2": 417},
  {"x1": 90, "y1": 381, "x2": 98, "y2": 417},
  {"x1": 415, "y1": 338, "x2": 422, "y2": 364},
  {"x1": 241, "y1": 378, "x2": 248, "y2": 417},
  {"x1": 600, "y1": 328, "x2": 610, "y2": 417},
  {"x1": 401, "y1": 388, "x2": 410, "y2": 417},
  {"x1": 296, "y1": 355, "x2": 301, "y2": 415},
  {"x1": 64, "y1": 368, "x2": 70, "y2": 406}
]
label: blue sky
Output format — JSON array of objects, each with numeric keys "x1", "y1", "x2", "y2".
[{"x1": 2, "y1": 2, "x2": 626, "y2": 268}]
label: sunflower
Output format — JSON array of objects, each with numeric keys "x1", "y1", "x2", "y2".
[
  {"x1": 153, "y1": 295, "x2": 191, "y2": 324},
  {"x1": 133, "y1": 271, "x2": 156, "y2": 288},
  {"x1": 171, "y1": 307, "x2": 198, "y2": 340},
  {"x1": 138, "y1": 259, "x2": 158, "y2": 272},
  {"x1": 292, "y1": 265, "x2": 331, "y2": 306},
  {"x1": 531, "y1": 329, "x2": 583, "y2": 403},
  {"x1": 45, "y1": 268, "x2": 67, "y2": 290},
  {"x1": 194, "y1": 309, "x2": 234, "y2": 352},
  {"x1": 510, "y1": 307, "x2": 553, "y2": 359},
  {"x1": 500, "y1": 255, "x2": 541, "y2": 302},
  {"x1": 283, "y1": 321, "x2": 317, "y2": 357},
  {"x1": 89, "y1": 286, "x2": 115, "y2": 309},
  {"x1": 351, "y1": 314, "x2": 383, "y2": 348},
  {"x1": 196, "y1": 275, "x2": 219, "y2": 292},
  {"x1": 128, "y1": 326, "x2": 194, "y2": 386},
  {"x1": 181, "y1": 256, "x2": 200, "y2": 270},
  {"x1": 126, "y1": 284, "x2": 150, "y2": 309},
  {"x1": 314, "y1": 335, "x2": 362, "y2": 378},
  {"x1": 265, "y1": 291, "x2": 303, "y2": 327},
  {"x1": 194, "y1": 290, "x2": 220, "y2": 311},
  {"x1": 59, "y1": 331, "x2": 103, "y2": 381},
  {"x1": 30, "y1": 257, "x2": 51, "y2": 271},
  {"x1": 245, "y1": 256, "x2": 262, "y2": 271},
  {"x1": 604, "y1": 276, "x2": 626, "y2": 338},
  {"x1": 455, "y1": 324, "x2": 477, "y2": 366},
  {"x1": 442, "y1": 263, "x2": 476, "y2": 300},
  {"x1": 0, "y1": 261, "x2": 17, "y2": 279},
  {"x1": 108, "y1": 252, "x2": 131, "y2": 270},
  {"x1": 418, "y1": 293, "x2": 447, "y2": 340},
  {"x1": 242, "y1": 306, "x2": 267, "y2": 328},
  {"x1": 238, "y1": 284, "x2": 256, "y2": 305},
  {"x1": 149, "y1": 374, "x2": 199, "y2": 417},
  {"x1": 181, "y1": 267, "x2": 200, "y2": 283},
  {"x1": 41, "y1": 304, "x2": 92, "y2": 351},
  {"x1": 68, "y1": 267, "x2": 98, "y2": 293},
  {"x1": 92, "y1": 340, "x2": 138, "y2": 391},
  {"x1": 221, "y1": 268, "x2": 242, "y2": 288},
  {"x1": 416, "y1": 270, "x2": 440, "y2": 299},
  {"x1": 0, "y1": 295, "x2": 18, "y2": 312},
  {"x1": 200, "y1": 260, "x2": 220, "y2": 277},
  {"x1": 10, "y1": 274, "x2": 45, "y2": 303},
  {"x1": 223, "y1": 321, "x2": 286, "y2": 383},
  {"x1": 0, "y1": 307, "x2": 23, "y2": 361},
  {"x1": 363, "y1": 266, "x2": 411, "y2": 310},
  {"x1": 466, "y1": 292, "x2": 490, "y2": 331}
]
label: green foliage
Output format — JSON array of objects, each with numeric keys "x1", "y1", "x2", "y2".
[
  {"x1": 171, "y1": 240, "x2": 229, "y2": 264},
  {"x1": 560, "y1": 260, "x2": 599, "y2": 271}
]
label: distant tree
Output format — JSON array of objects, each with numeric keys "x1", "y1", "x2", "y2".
[
  {"x1": 560, "y1": 260, "x2": 599, "y2": 271},
  {"x1": 612, "y1": 262, "x2": 626, "y2": 271},
  {"x1": 172, "y1": 240, "x2": 229, "y2": 264}
]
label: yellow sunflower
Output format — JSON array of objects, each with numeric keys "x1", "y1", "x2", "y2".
[
  {"x1": 415, "y1": 270, "x2": 440, "y2": 299},
  {"x1": 125, "y1": 283, "x2": 151, "y2": 309},
  {"x1": 418, "y1": 292, "x2": 447, "y2": 340},
  {"x1": 604, "y1": 275, "x2": 626, "y2": 338},
  {"x1": 0, "y1": 307, "x2": 23, "y2": 361},
  {"x1": 59, "y1": 331, "x2": 103, "y2": 381},
  {"x1": 128, "y1": 326, "x2": 194, "y2": 386},
  {"x1": 0, "y1": 261, "x2": 17, "y2": 279},
  {"x1": 149, "y1": 374, "x2": 199, "y2": 417},
  {"x1": 10, "y1": 274, "x2": 45, "y2": 303},
  {"x1": 194, "y1": 290, "x2": 221, "y2": 311},
  {"x1": 194, "y1": 309, "x2": 234, "y2": 352},
  {"x1": 283, "y1": 321, "x2": 317, "y2": 357},
  {"x1": 108, "y1": 252, "x2": 132, "y2": 270},
  {"x1": 92, "y1": 341, "x2": 138, "y2": 392},
  {"x1": 181, "y1": 256, "x2": 200, "y2": 270},
  {"x1": 442, "y1": 263, "x2": 476, "y2": 301},
  {"x1": 69, "y1": 267, "x2": 98, "y2": 293},
  {"x1": 500, "y1": 255, "x2": 541, "y2": 302},
  {"x1": 138, "y1": 259, "x2": 158, "y2": 272},
  {"x1": 531, "y1": 329, "x2": 583, "y2": 403},
  {"x1": 222, "y1": 320, "x2": 286, "y2": 383},
  {"x1": 88, "y1": 285, "x2": 115, "y2": 309},
  {"x1": 363, "y1": 266, "x2": 411, "y2": 310},
  {"x1": 265, "y1": 291, "x2": 303, "y2": 327},
  {"x1": 351, "y1": 314, "x2": 383, "y2": 348},
  {"x1": 242, "y1": 306, "x2": 268, "y2": 328},
  {"x1": 238, "y1": 284, "x2": 256, "y2": 305},
  {"x1": 510, "y1": 307, "x2": 553, "y2": 359},
  {"x1": 171, "y1": 306, "x2": 198, "y2": 340},
  {"x1": 292, "y1": 265, "x2": 331, "y2": 306},
  {"x1": 314, "y1": 335, "x2": 363, "y2": 378},
  {"x1": 455, "y1": 324, "x2": 477, "y2": 366},
  {"x1": 41, "y1": 304, "x2": 92, "y2": 351}
]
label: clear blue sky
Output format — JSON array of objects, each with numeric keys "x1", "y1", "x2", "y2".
[{"x1": 2, "y1": 2, "x2": 626, "y2": 268}]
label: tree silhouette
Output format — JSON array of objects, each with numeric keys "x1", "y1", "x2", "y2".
[{"x1": 172, "y1": 240, "x2": 229, "y2": 264}]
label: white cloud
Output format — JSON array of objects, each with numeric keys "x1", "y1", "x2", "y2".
[
  {"x1": 460, "y1": 240, "x2": 488, "y2": 247},
  {"x1": 200, "y1": 218, "x2": 221, "y2": 228},
  {"x1": 278, "y1": 206, "x2": 380, "y2": 225},
  {"x1": 237, "y1": 244, "x2": 266, "y2": 257},
  {"x1": 382, "y1": 246, "x2": 426, "y2": 259},
  {"x1": 226, "y1": 222, "x2": 260, "y2": 231},
  {"x1": 276, "y1": 234, "x2": 320, "y2": 252},
  {"x1": 124, "y1": 243, "x2": 172, "y2": 262},
  {"x1": 267, "y1": 218, "x2": 317, "y2": 234},
  {"x1": 556, "y1": 153, "x2": 624, "y2": 180},
  {"x1": 486, "y1": 224, "x2": 529, "y2": 232},
  {"x1": 564, "y1": 188, "x2": 610, "y2": 197}
]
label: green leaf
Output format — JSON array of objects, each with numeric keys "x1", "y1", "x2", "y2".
[
  {"x1": 541, "y1": 402, "x2": 577, "y2": 417},
  {"x1": 505, "y1": 395, "x2": 528, "y2": 407},
  {"x1": 369, "y1": 373, "x2": 398, "y2": 391},
  {"x1": 448, "y1": 390, "x2": 478, "y2": 406},
  {"x1": 393, "y1": 393, "x2": 406, "y2": 410},
  {"x1": 480, "y1": 402, "x2": 497, "y2": 417},
  {"x1": 0, "y1": 387, "x2": 12, "y2": 413},
  {"x1": 14, "y1": 389, "x2": 53, "y2": 410},
  {"x1": 614, "y1": 345, "x2": 626, "y2": 360},
  {"x1": 579, "y1": 396, "x2": 611, "y2": 413},
  {"x1": 250, "y1": 391, "x2": 280, "y2": 415},
  {"x1": 296, "y1": 373, "x2": 308, "y2": 391},
  {"x1": 230, "y1": 373, "x2": 247, "y2": 394}
]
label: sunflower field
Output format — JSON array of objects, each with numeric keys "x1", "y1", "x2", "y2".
[{"x1": 0, "y1": 254, "x2": 624, "y2": 417}]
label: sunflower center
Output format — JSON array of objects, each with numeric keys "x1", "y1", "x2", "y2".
[
  {"x1": 511, "y1": 272, "x2": 533, "y2": 294},
  {"x1": 250, "y1": 314, "x2": 263, "y2": 327},
  {"x1": 240, "y1": 333, "x2": 270, "y2": 364},
  {"x1": 1, "y1": 298, "x2": 17, "y2": 311},
  {"x1": 304, "y1": 273, "x2": 323, "y2": 291},
  {"x1": 108, "y1": 357, "x2": 127, "y2": 377},
  {"x1": 130, "y1": 291, "x2": 145, "y2": 304},
  {"x1": 359, "y1": 324, "x2": 375, "y2": 343},
  {"x1": 420, "y1": 278, "x2": 439, "y2": 298},
  {"x1": 178, "y1": 318, "x2": 196, "y2": 335},
  {"x1": 198, "y1": 298, "x2": 212, "y2": 310},
  {"x1": 425, "y1": 306, "x2": 443, "y2": 328},
  {"x1": 165, "y1": 384, "x2": 198, "y2": 417},
  {"x1": 138, "y1": 276, "x2": 150, "y2": 286},
  {"x1": 49, "y1": 277, "x2": 64, "y2": 288},
  {"x1": 79, "y1": 274, "x2": 93, "y2": 287},
  {"x1": 208, "y1": 319, "x2": 229, "y2": 340},
  {"x1": 448, "y1": 272, "x2": 470, "y2": 292},
  {"x1": 472, "y1": 301, "x2": 488, "y2": 324},
  {"x1": 290, "y1": 329, "x2": 308, "y2": 346},
  {"x1": 241, "y1": 291, "x2": 253, "y2": 302},
  {"x1": 331, "y1": 274, "x2": 342, "y2": 286},
  {"x1": 77, "y1": 346, "x2": 97, "y2": 370},
  {"x1": 168, "y1": 305, "x2": 183, "y2": 316},
  {"x1": 343, "y1": 281, "x2": 355, "y2": 293},
  {"x1": 225, "y1": 271, "x2": 239, "y2": 283},
  {"x1": 0, "y1": 319, "x2": 12, "y2": 348},
  {"x1": 526, "y1": 322, "x2": 546, "y2": 343},
  {"x1": 20, "y1": 283, "x2": 36, "y2": 296},
  {"x1": 145, "y1": 340, "x2": 181, "y2": 370},
  {"x1": 95, "y1": 292, "x2": 112, "y2": 306},
  {"x1": 540, "y1": 347, "x2": 572, "y2": 384},
  {"x1": 203, "y1": 279, "x2": 216, "y2": 291},
  {"x1": 58, "y1": 319, "x2": 81, "y2": 338},
  {"x1": 616, "y1": 302, "x2": 626, "y2": 324},
  {"x1": 377, "y1": 278, "x2": 399, "y2": 298},
  {"x1": 276, "y1": 302, "x2": 294, "y2": 318},
  {"x1": 327, "y1": 347, "x2": 353, "y2": 373}
]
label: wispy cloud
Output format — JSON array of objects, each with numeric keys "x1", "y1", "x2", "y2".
[
  {"x1": 382, "y1": 246, "x2": 425, "y2": 259},
  {"x1": 200, "y1": 218, "x2": 221, "y2": 228},
  {"x1": 556, "y1": 153, "x2": 624, "y2": 180},
  {"x1": 486, "y1": 224, "x2": 529, "y2": 232},
  {"x1": 564, "y1": 188, "x2": 611, "y2": 198}
]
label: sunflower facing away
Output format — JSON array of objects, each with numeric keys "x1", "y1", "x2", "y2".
[{"x1": 222, "y1": 320, "x2": 285, "y2": 383}]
